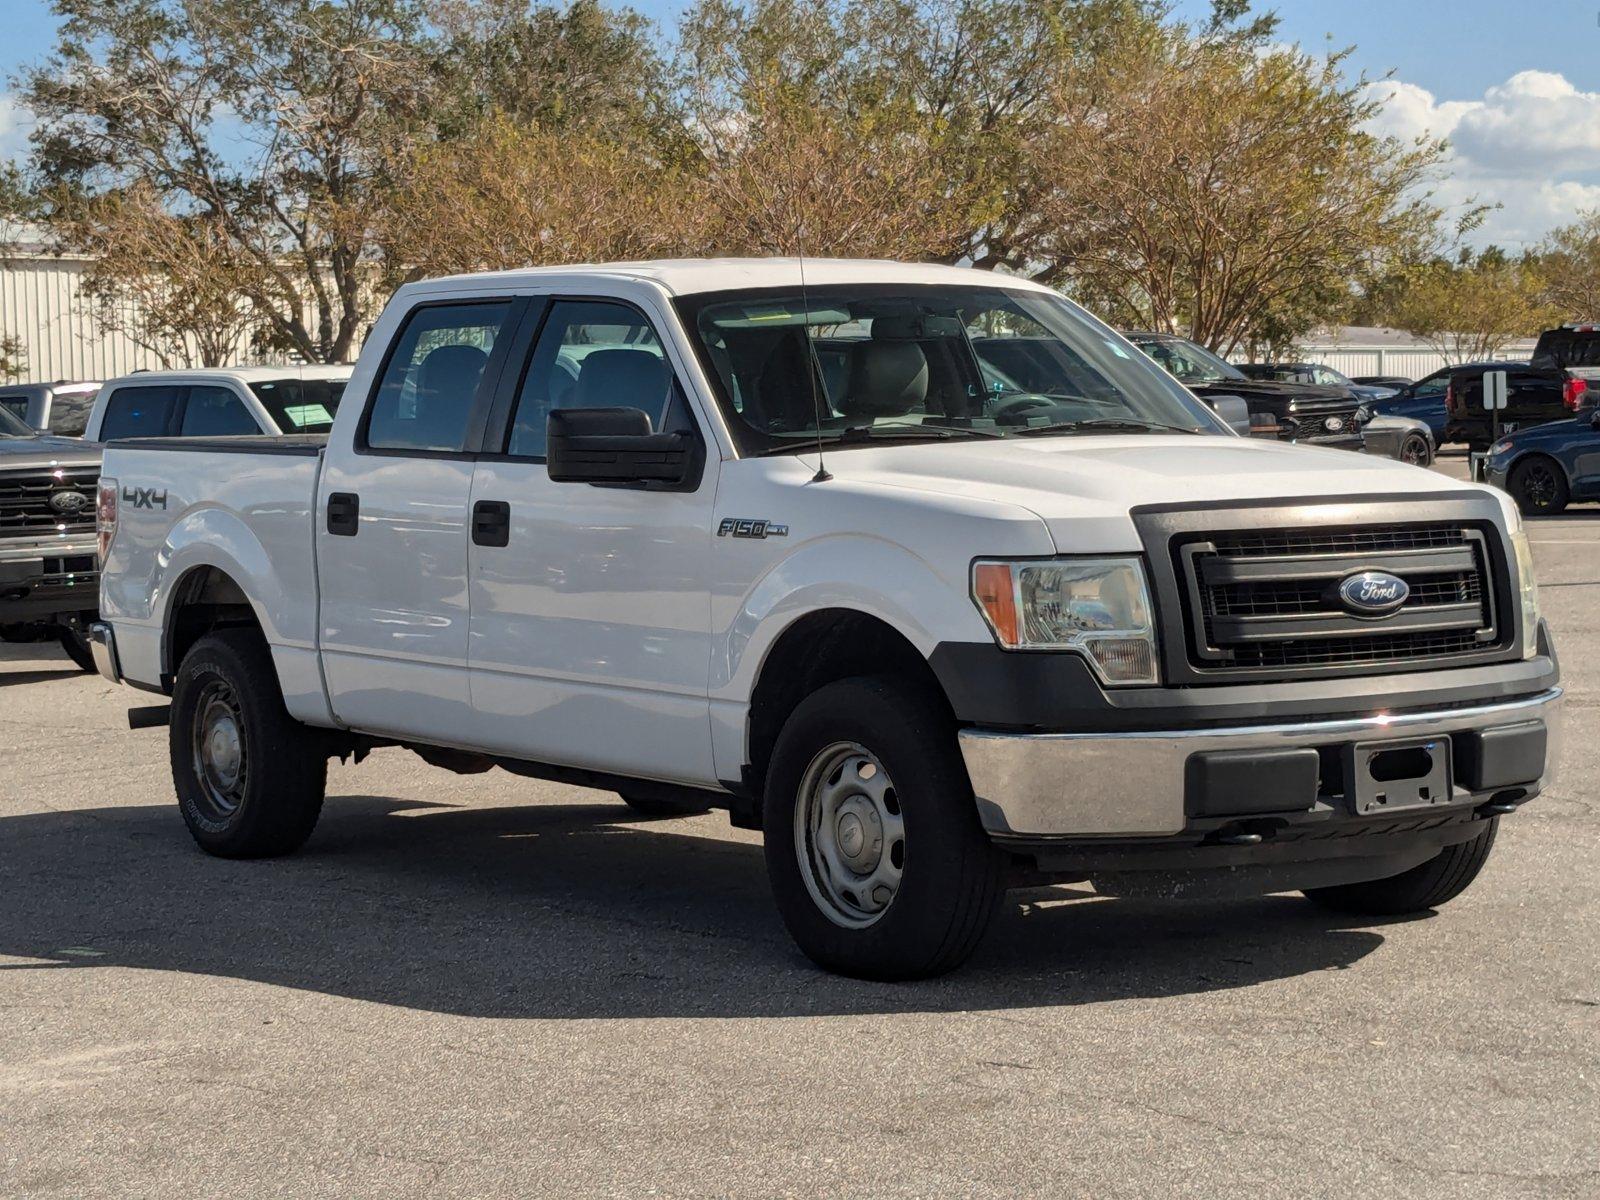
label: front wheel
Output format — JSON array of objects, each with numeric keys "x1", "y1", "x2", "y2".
[
  {"x1": 1509, "y1": 457, "x2": 1569, "y2": 515},
  {"x1": 1399, "y1": 432, "x2": 1433, "y2": 467},
  {"x1": 762, "y1": 676, "x2": 1004, "y2": 980},
  {"x1": 170, "y1": 629, "x2": 327, "y2": 857},
  {"x1": 1303, "y1": 819, "x2": 1498, "y2": 915},
  {"x1": 57, "y1": 627, "x2": 95, "y2": 672}
]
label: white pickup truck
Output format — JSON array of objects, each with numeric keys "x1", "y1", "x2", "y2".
[{"x1": 90, "y1": 259, "x2": 1563, "y2": 979}]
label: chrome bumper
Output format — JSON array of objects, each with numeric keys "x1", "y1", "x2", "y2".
[
  {"x1": 88, "y1": 621, "x2": 121, "y2": 684},
  {"x1": 960, "y1": 687, "x2": 1564, "y2": 838}
]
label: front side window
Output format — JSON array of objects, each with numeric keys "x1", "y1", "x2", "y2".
[
  {"x1": 99, "y1": 385, "x2": 182, "y2": 440},
  {"x1": 249, "y1": 378, "x2": 347, "y2": 434},
  {"x1": 179, "y1": 386, "x2": 259, "y2": 436},
  {"x1": 0, "y1": 395, "x2": 26, "y2": 424},
  {"x1": 504, "y1": 300, "x2": 679, "y2": 459},
  {"x1": 680, "y1": 286, "x2": 1226, "y2": 456},
  {"x1": 0, "y1": 402, "x2": 32, "y2": 437},
  {"x1": 366, "y1": 302, "x2": 511, "y2": 452}
]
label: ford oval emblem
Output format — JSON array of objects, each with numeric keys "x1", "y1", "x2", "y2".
[
  {"x1": 1338, "y1": 570, "x2": 1409, "y2": 615},
  {"x1": 49, "y1": 490, "x2": 89, "y2": 516}
]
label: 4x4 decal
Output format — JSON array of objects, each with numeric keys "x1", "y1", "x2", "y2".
[{"x1": 123, "y1": 485, "x2": 168, "y2": 510}]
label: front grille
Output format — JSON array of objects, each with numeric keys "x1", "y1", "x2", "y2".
[
  {"x1": 0, "y1": 468, "x2": 99, "y2": 541},
  {"x1": 1176, "y1": 521, "x2": 1506, "y2": 677},
  {"x1": 1284, "y1": 410, "x2": 1361, "y2": 440}
]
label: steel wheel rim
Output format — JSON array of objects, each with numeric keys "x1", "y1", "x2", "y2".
[
  {"x1": 794, "y1": 741, "x2": 905, "y2": 929},
  {"x1": 1523, "y1": 463, "x2": 1557, "y2": 507},
  {"x1": 191, "y1": 680, "x2": 247, "y2": 821}
]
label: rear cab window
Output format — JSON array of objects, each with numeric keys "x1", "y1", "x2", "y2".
[{"x1": 249, "y1": 378, "x2": 347, "y2": 434}]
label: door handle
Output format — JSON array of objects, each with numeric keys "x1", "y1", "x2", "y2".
[
  {"x1": 472, "y1": 500, "x2": 510, "y2": 547},
  {"x1": 327, "y1": 492, "x2": 359, "y2": 536}
]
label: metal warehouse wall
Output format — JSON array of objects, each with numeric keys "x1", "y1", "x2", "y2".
[{"x1": 1294, "y1": 344, "x2": 1537, "y2": 380}]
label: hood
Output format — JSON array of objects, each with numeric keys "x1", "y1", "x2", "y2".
[
  {"x1": 1186, "y1": 379, "x2": 1356, "y2": 413},
  {"x1": 802, "y1": 433, "x2": 1480, "y2": 552},
  {"x1": 0, "y1": 434, "x2": 103, "y2": 468}
]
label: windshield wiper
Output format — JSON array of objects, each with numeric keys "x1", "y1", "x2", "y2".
[
  {"x1": 1010, "y1": 418, "x2": 1202, "y2": 437},
  {"x1": 755, "y1": 423, "x2": 1004, "y2": 455}
]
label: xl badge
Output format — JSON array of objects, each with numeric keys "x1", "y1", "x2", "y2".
[{"x1": 1337, "y1": 570, "x2": 1409, "y2": 615}]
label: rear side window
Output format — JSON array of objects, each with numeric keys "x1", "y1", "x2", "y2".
[
  {"x1": 365, "y1": 302, "x2": 511, "y2": 452},
  {"x1": 1534, "y1": 330, "x2": 1600, "y2": 368},
  {"x1": 179, "y1": 385, "x2": 259, "y2": 436},
  {"x1": 98, "y1": 386, "x2": 181, "y2": 440},
  {"x1": 47, "y1": 392, "x2": 96, "y2": 437}
]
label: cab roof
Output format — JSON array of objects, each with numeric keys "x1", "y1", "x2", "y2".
[
  {"x1": 412, "y1": 257, "x2": 1057, "y2": 299},
  {"x1": 102, "y1": 364, "x2": 353, "y2": 386}
]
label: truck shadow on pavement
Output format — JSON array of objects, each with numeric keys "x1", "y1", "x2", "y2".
[{"x1": 0, "y1": 793, "x2": 1392, "y2": 1018}]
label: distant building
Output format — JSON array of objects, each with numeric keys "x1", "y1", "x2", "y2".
[{"x1": 1254, "y1": 326, "x2": 1538, "y2": 380}]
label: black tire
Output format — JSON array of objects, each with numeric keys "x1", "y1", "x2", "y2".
[
  {"x1": 1508, "y1": 456, "x2": 1569, "y2": 516},
  {"x1": 762, "y1": 675, "x2": 1005, "y2": 980},
  {"x1": 169, "y1": 629, "x2": 327, "y2": 858},
  {"x1": 1399, "y1": 432, "x2": 1432, "y2": 467},
  {"x1": 1303, "y1": 819, "x2": 1498, "y2": 916},
  {"x1": 56, "y1": 628, "x2": 96, "y2": 672},
  {"x1": 618, "y1": 792, "x2": 711, "y2": 818}
]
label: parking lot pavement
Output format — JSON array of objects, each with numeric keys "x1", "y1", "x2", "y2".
[{"x1": 2, "y1": 486, "x2": 1596, "y2": 1199}]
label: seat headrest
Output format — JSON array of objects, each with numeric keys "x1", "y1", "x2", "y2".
[
  {"x1": 417, "y1": 344, "x2": 490, "y2": 401},
  {"x1": 576, "y1": 349, "x2": 669, "y2": 423},
  {"x1": 840, "y1": 340, "x2": 928, "y2": 418}
]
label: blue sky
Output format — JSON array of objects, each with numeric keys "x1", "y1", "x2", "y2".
[{"x1": 4, "y1": 0, "x2": 1597, "y2": 247}]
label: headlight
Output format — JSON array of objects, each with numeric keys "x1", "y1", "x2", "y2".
[
  {"x1": 1510, "y1": 526, "x2": 1540, "y2": 658},
  {"x1": 1489, "y1": 439, "x2": 1513, "y2": 456},
  {"x1": 972, "y1": 557, "x2": 1159, "y2": 685}
]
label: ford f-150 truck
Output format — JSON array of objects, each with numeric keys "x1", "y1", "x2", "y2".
[{"x1": 91, "y1": 259, "x2": 1563, "y2": 979}]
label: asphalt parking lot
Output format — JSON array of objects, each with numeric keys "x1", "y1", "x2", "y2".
[{"x1": 2, "y1": 455, "x2": 1596, "y2": 1199}]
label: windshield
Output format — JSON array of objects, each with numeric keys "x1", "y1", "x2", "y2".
[
  {"x1": 1128, "y1": 335, "x2": 1246, "y2": 385},
  {"x1": 0, "y1": 403, "x2": 34, "y2": 437},
  {"x1": 677, "y1": 285, "x2": 1225, "y2": 454},
  {"x1": 247, "y1": 377, "x2": 347, "y2": 434}
]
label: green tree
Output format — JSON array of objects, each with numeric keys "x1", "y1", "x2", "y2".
[
  {"x1": 1536, "y1": 209, "x2": 1600, "y2": 321},
  {"x1": 23, "y1": 0, "x2": 435, "y2": 363},
  {"x1": 1381, "y1": 249, "x2": 1559, "y2": 363}
]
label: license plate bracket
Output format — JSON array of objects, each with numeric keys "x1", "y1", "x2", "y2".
[{"x1": 1345, "y1": 735, "x2": 1453, "y2": 816}]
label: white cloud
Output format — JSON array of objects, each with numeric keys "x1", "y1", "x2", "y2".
[{"x1": 1362, "y1": 71, "x2": 1600, "y2": 248}]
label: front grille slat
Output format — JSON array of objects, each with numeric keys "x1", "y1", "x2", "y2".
[
  {"x1": 0, "y1": 469, "x2": 99, "y2": 540},
  {"x1": 1177, "y1": 521, "x2": 1504, "y2": 676}
]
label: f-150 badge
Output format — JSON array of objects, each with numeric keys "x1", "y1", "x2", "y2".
[{"x1": 717, "y1": 518, "x2": 788, "y2": 539}]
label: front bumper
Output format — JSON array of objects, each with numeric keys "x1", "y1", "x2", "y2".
[
  {"x1": 88, "y1": 621, "x2": 121, "y2": 684},
  {"x1": 0, "y1": 539, "x2": 99, "y2": 623},
  {"x1": 960, "y1": 686, "x2": 1563, "y2": 839}
]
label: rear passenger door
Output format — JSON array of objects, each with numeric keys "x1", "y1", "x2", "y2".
[
  {"x1": 317, "y1": 297, "x2": 523, "y2": 743},
  {"x1": 464, "y1": 296, "x2": 720, "y2": 785}
]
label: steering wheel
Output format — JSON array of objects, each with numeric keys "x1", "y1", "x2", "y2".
[{"x1": 993, "y1": 393, "x2": 1055, "y2": 420}]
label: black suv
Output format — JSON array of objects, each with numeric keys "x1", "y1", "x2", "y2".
[
  {"x1": 1124, "y1": 332, "x2": 1366, "y2": 449},
  {"x1": 1443, "y1": 360, "x2": 1588, "y2": 450}
]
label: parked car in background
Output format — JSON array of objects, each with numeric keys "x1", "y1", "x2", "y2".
[
  {"x1": 1238, "y1": 362, "x2": 1398, "y2": 402},
  {"x1": 82, "y1": 365, "x2": 352, "y2": 443},
  {"x1": 0, "y1": 403, "x2": 101, "y2": 669},
  {"x1": 1444, "y1": 361, "x2": 1588, "y2": 451},
  {"x1": 91, "y1": 259, "x2": 1561, "y2": 980},
  {"x1": 1366, "y1": 364, "x2": 1478, "y2": 441},
  {"x1": 1352, "y1": 374, "x2": 1413, "y2": 390},
  {"x1": 1361, "y1": 413, "x2": 1434, "y2": 467},
  {"x1": 1123, "y1": 332, "x2": 1367, "y2": 449},
  {"x1": 1485, "y1": 407, "x2": 1600, "y2": 515},
  {"x1": 0, "y1": 380, "x2": 101, "y2": 437}
]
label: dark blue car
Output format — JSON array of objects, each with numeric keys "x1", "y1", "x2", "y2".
[{"x1": 1485, "y1": 407, "x2": 1600, "y2": 514}]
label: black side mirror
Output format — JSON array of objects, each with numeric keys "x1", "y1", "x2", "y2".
[
  {"x1": 1590, "y1": 407, "x2": 1600, "y2": 429},
  {"x1": 546, "y1": 407, "x2": 702, "y2": 490}
]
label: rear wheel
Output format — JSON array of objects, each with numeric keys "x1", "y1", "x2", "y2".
[
  {"x1": 1303, "y1": 819, "x2": 1498, "y2": 915},
  {"x1": 170, "y1": 629, "x2": 327, "y2": 857},
  {"x1": 763, "y1": 676, "x2": 1005, "y2": 980},
  {"x1": 1509, "y1": 457, "x2": 1569, "y2": 515}
]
